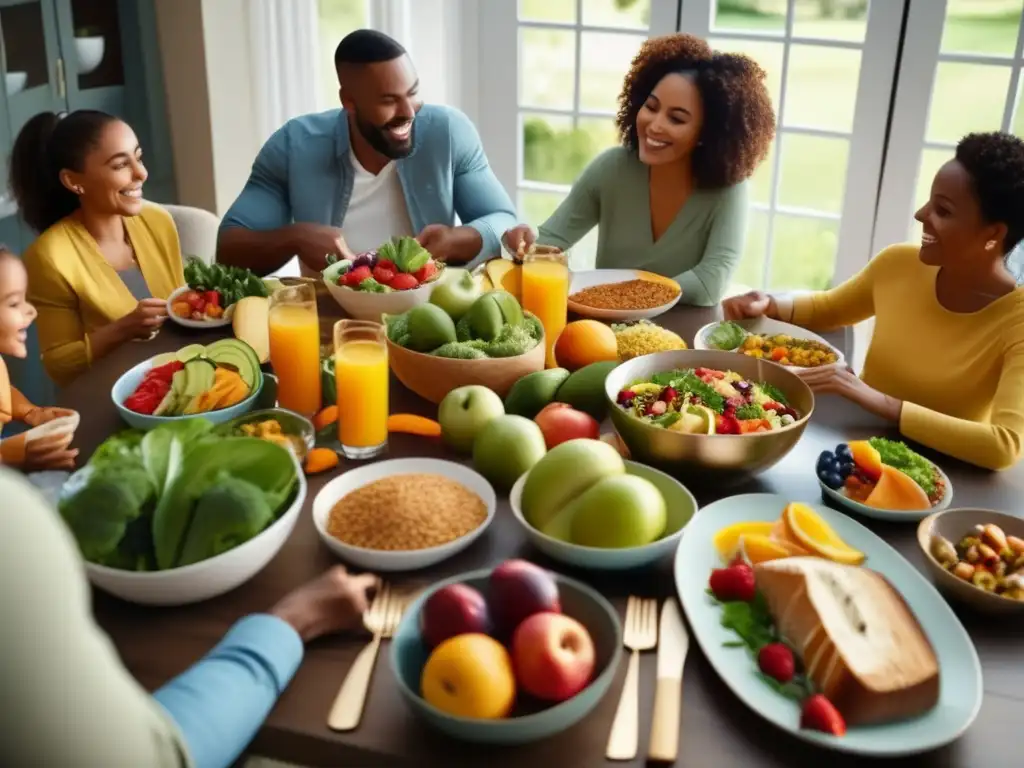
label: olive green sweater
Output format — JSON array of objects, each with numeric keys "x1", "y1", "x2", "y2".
[{"x1": 537, "y1": 147, "x2": 749, "y2": 306}]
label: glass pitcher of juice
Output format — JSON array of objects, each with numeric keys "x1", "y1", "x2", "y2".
[
  {"x1": 521, "y1": 247, "x2": 570, "y2": 368},
  {"x1": 334, "y1": 319, "x2": 389, "y2": 460},
  {"x1": 268, "y1": 283, "x2": 322, "y2": 418}
]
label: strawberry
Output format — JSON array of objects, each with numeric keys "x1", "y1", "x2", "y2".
[
  {"x1": 203, "y1": 290, "x2": 220, "y2": 307},
  {"x1": 345, "y1": 265, "x2": 372, "y2": 286},
  {"x1": 715, "y1": 413, "x2": 740, "y2": 435},
  {"x1": 376, "y1": 258, "x2": 397, "y2": 272},
  {"x1": 708, "y1": 564, "x2": 756, "y2": 602},
  {"x1": 800, "y1": 695, "x2": 846, "y2": 736},
  {"x1": 414, "y1": 260, "x2": 438, "y2": 283},
  {"x1": 757, "y1": 643, "x2": 795, "y2": 683},
  {"x1": 389, "y1": 273, "x2": 419, "y2": 291},
  {"x1": 373, "y1": 265, "x2": 396, "y2": 285},
  {"x1": 660, "y1": 386, "x2": 678, "y2": 403}
]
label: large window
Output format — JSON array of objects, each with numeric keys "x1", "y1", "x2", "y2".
[{"x1": 316, "y1": 0, "x2": 370, "y2": 110}]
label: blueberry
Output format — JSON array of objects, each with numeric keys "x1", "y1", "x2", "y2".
[
  {"x1": 821, "y1": 471, "x2": 844, "y2": 490},
  {"x1": 835, "y1": 443, "x2": 852, "y2": 461},
  {"x1": 838, "y1": 459, "x2": 854, "y2": 478},
  {"x1": 816, "y1": 450, "x2": 835, "y2": 471}
]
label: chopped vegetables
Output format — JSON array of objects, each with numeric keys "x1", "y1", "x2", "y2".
[
  {"x1": 182, "y1": 258, "x2": 270, "y2": 307},
  {"x1": 704, "y1": 321, "x2": 839, "y2": 368}
]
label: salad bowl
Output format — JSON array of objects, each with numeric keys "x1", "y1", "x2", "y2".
[{"x1": 606, "y1": 349, "x2": 814, "y2": 483}]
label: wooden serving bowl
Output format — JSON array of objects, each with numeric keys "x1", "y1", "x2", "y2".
[{"x1": 386, "y1": 334, "x2": 546, "y2": 404}]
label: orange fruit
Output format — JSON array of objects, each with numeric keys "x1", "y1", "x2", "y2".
[
  {"x1": 848, "y1": 440, "x2": 883, "y2": 481},
  {"x1": 864, "y1": 464, "x2": 931, "y2": 511},
  {"x1": 782, "y1": 502, "x2": 865, "y2": 566},
  {"x1": 421, "y1": 634, "x2": 516, "y2": 720},
  {"x1": 554, "y1": 320, "x2": 619, "y2": 371},
  {"x1": 738, "y1": 534, "x2": 795, "y2": 565},
  {"x1": 713, "y1": 521, "x2": 775, "y2": 561}
]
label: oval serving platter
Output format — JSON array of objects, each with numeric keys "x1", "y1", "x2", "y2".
[{"x1": 674, "y1": 492, "x2": 982, "y2": 757}]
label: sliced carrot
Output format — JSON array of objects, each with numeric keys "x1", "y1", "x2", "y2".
[
  {"x1": 387, "y1": 413, "x2": 442, "y2": 437},
  {"x1": 313, "y1": 405, "x2": 339, "y2": 431},
  {"x1": 304, "y1": 447, "x2": 340, "y2": 475}
]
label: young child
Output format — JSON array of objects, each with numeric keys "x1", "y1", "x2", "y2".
[{"x1": 0, "y1": 249, "x2": 78, "y2": 470}]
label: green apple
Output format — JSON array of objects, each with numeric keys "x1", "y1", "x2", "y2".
[
  {"x1": 520, "y1": 439, "x2": 625, "y2": 533},
  {"x1": 429, "y1": 268, "x2": 483, "y2": 321},
  {"x1": 472, "y1": 415, "x2": 547, "y2": 491},
  {"x1": 567, "y1": 474, "x2": 667, "y2": 548},
  {"x1": 438, "y1": 385, "x2": 505, "y2": 454}
]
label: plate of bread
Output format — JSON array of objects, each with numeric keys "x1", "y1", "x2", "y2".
[{"x1": 676, "y1": 493, "x2": 981, "y2": 756}]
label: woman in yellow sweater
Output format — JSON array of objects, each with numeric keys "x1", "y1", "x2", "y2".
[
  {"x1": 724, "y1": 131, "x2": 1024, "y2": 471},
  {"x1": 10, "y1": 110, "x2": 184, "y2": 387}
]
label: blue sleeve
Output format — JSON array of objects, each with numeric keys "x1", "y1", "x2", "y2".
[
  {"x1": 219, "y1": 127, "x2": 294, "y2": 235},
  {"x1": 448, "y1": 109, "x2": 518, "y2": 265},
  {"x1": 152, "y1": 614, "x2": 304, "y2": 768}
]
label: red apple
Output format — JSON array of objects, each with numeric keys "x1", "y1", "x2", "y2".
[
  {"x1": 489, "y1": 559, "x2": 561, "y2": 637},
  {"x1": 420, "y1": 584, "x2": 492, "y2": 650},
  {"x1": 511, "y1": 612, "x2": 596, "y2": 702},
  {"x1": 534, "y1": 403, "x2": 601, "y2": 449}
]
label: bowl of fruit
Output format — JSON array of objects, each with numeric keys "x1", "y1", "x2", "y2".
[
  {"x1": 816, "y1": 438, "x2": 952, "y2": 522},
  {"x1": 390, "y1": 560, "x2": 622, "y2": 745},
  {"x1": 168, "y1": 259, "x2": 273, "y2": 329},
  {"x1": 112, "y1": 339, "x2": 263, "y2": 430},
  {"x1": 322, "y1": 236, "x2": 446, "y2": 321}
]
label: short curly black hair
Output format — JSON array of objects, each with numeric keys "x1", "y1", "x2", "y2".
[
  {"x1": 615, "y1": 33, "x2": 775, "y2": 189},
  {"x1": 955, "y1": 132, "x2": 1024, "y2": 253}
]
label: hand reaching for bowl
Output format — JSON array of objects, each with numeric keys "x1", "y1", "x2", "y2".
[
  {"x1": 22, "y1": 406, "x2": 76, "y2": 428},
  {"x1": 23, "y1": 431, "x2": 79, "y2": 472},
  {"x1": 721, "y1": 290, "x2": 773, "y2": 321},
  {"x1": 504, "y1": 225, "x2": 536, "y2": 261},
  {"x1": 269, "y1": 566, "x2": 380, "y2": 643}
]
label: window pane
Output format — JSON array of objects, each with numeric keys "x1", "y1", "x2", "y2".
[
  {"x1": 519, "y1": 189, "x2": 565, "y2": 228},
  {"x1": 792, "y1": 0, "x2": 869, "y2": 42},
  {"x1": 579, "y1": 32, "x2": 645, "y2": 113},
  {"x1": 769, "y1": 216, "x2": 838, "y2": 291},
  {"x1": 522, "y1": 114, "x2": 611, "y2": 185},
  {"x1": 926, "y1": 63, "x2": 1012, "y2": 144},
  {"x1": 907, "y1": 148, "x2": 953, "y2": 242},
  {"x1": 582, "y1": 0, "x2": 650, "y2": 29},
  {"x1": 521, "y1": 28, "x2": 576, "y2": 109},
  {"x1": 1, "y1": 2, "x2": 52, "y2": 91},
  {"x1": 712, "y1": 0, "x2": 786, "y2": 34},
  {"x1": 519, "y1": 0, "x2": 575, "y2": 23},
  {"x1": 1013, "y1": 77, "x2": 1024, "y2": 138},
  {"x1": 940, "y1": 0, "x2": 1023, "y2": 56},
  {"x1": 578, "y1": 116, "x2": 621, "y2": 156},
  {"x1": 750, "y1": 141, "x2": 775, "y2": 206},
  {"x1": 317, "y1": 0, "x2": 369, "y2": 110},
  {"x1": 732, "y1": 209, "x2": 770, "y2": 291},
  {"x1": 778, "y1": 134, "x2": 850, "y2": 214},
  {"x1": 708, "y1": 38, "x2": 784, "y2": 116},
  {"x1": 784, "y1": 45, "x2": 862, "y2": 131}
]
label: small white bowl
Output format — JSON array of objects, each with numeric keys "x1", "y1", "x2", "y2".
[
  {"x1": 819, "y1": 462, "x2": 953, "y2": 523},
  {"x1": 85, "y1": 461, "x2": 306, "y2": 606},
  {"x1": 312, "y1": 458, "x2": 496, "y2": 571},
  {"x1": 323, "y1": 269, "x2": 443, "y2": 322},
  {"x1": 693, "y1": 316, "x2": 846, "y2": 371},
  {"x1": 166, "y1": 285, "x2": 233, "y2": 329}
]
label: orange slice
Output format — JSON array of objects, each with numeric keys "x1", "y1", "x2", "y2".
[
  {"x1": 738, "y1": 534, "x2": 796, "y2": 565},
  {"x1": 783, "y1": 502, "x2": 865, "y2": 566},
  {"x1": 770, "y1": 518, "x2": 811, "y2": 555},
  {"x1": 713, "y1": 521, "x2": 775, "y2": 561}
]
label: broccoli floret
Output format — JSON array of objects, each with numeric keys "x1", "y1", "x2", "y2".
[
  {"x1": 455, "y1": 314, "x2": 473, "y2": 342},
  {"x1": 176, "y1": 476, "x2": 275, "y2": 567},
  {"x1": 431, "y1": 341, "x2": 488, "y2": 360},
  {"x1": 59, "y1": 464, "x2": 155, "y2": 562},
  {"x1": 735, "y1": 403, "x2": 765, "y2": 420},
  {"x1": 523, "y1": 312, "x2": 544, "y2": 341},
  {"x1": 485, "y1": 324, "x2": 538, "y2": 357},
  {"x1": 384, "y1": 312, "x2": 410, "y2": 343}
]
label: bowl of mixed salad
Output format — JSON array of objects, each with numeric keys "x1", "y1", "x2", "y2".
[
  {"x1": 606, "y1": 350, "x2": 814, "y2": 481},
  {"x1": 322, "y1": 235, "x2": 446, "y2": 321},
  {"x1": 694, "y1": 317, "x2": 845, "y2": 370}
]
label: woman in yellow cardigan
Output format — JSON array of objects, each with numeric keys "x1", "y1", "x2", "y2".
[
  {"x1": 10, "y1": 110, "x2": 184, "y2": 387},
  {"x1": 725, "y1": 131, "x2": 1024, "y2": 471}
]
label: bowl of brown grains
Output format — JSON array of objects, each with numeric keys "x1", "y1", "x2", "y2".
[
  {"x1": 312, "y1": 458, "x2": 497, "y2": 571},
  {"x1": 567, "y1": 269, "x2": 681, "y2": 322}
]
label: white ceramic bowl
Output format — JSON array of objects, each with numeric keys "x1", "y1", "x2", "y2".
[
  {"x1": 85, "y1": 464, "x2": 306, "y2": 606},
  {"x1": 819, "y1": 464, "x2": 953, "y2": 523},
  {"x1": 693, "y1": 316, "x2": 846, "y2": 371},
  {"x1": 323, "y1": 269, "x2": 443, "y2": 322},
  {"x1": 166, "y1": 285, "x2": 233, "y2": 329},
  {"x1": 567, "y1": 269, "x2": 681, "y2": 322},
  {"x1": 312, "y1": 458, "x2": 496, "y2": 571}
]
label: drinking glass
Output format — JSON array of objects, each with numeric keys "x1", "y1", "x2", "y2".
[
  {"x1": 334, "y1": 319, "x2": 389, "y2": 460},
  {"x1": 521, "y1": 247, "x2": 570, "y2": 368},
  {"x1": 268, "y1": 283, "x2": 322, "y2": 418}
]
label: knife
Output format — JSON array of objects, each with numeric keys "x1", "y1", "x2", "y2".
[{"x1": 648, "y1": 598, "x2": 688, "y2": 763}]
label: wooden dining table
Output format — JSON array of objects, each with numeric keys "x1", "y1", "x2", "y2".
[{"x1": 59, "y1": 290, "x2": 1024, "y2": 768}]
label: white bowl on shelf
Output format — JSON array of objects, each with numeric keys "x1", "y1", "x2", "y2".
[{"x1": 75, "y1": 36, "x2": 105, "y2": 75}]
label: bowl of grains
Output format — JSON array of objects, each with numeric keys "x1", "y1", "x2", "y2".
[
  {"x1": 567, "y1": 269, "x2": 682, "y2": 322},
  {"x1": 312, "y1": 458, "x2": 497, "y2": 571}
]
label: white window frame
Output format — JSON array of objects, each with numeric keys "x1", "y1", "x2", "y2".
[{"x1": 873, "y1": 0, "x2": 1024, "y2": 255}]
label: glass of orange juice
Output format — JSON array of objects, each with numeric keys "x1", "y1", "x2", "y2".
[
  {"x1": 521, "y1": 247, "x2": 570, "y2": 368},
  {"x1": 334, "y1": 319, "x2": 389, "y2": 460},
  {"x1": 268, "y1": 283, "x2": 322, "y2": 418}
]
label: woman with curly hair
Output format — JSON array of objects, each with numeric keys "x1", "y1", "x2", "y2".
[
  {"x1": 505, "y1": 33, "x2": 775, "y2": 306},
  {"x1": 726, "y1": 131, "x2": 1024, "y2": 471}
]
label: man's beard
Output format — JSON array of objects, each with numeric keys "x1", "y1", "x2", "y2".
[{"x1": 355, "y1": 112, "x2": 415, "y2": 159}]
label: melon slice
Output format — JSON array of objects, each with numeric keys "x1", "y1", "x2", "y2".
[
  {"x1": 863, "y1": 464, "x2": 931, "y2": 511},
  {"x1": 484, "y1": 258, "x2": 521, "y2": 300}
]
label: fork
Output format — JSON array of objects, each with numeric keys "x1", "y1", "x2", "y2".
[
  {"x1": 326, "y1": 583, "x2": 410, "y2": 731},
  {"x1": 606, "y1": 596, "x2": 659, "y2": 761}
]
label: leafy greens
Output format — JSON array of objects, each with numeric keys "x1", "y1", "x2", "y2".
[
  {"x1": 707, "y1": 321, "x2": 748, "y2": 351},
  {"x1": 183, "y1": 258, "x2": 271, "y2": 306},
  {"x1": 377, "y1": 236, "x2": 431, "y2": 274}
]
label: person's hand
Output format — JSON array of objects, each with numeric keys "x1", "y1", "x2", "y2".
[
  {"x1": 415, "y1": 224, "x2": 483, "y2": 265},
  {"x1": 119, "y1": 298, "x2": 169, "y2": 341},
  {"x1": 288, "y1": 223, "x2": 356, "y2": 272},
  {"x1": 22, "y1": 406, "x2": 76, "y2": 428},
  {"x1": 796, "y1": 365, "x2": 903, "y2": 422},
  {"x1": 23, "y1": 431, "x2": 78, "y2": 472},
  {"x1": 269, "y1": 566, "x2": 379, "y2": 643},
  {"x1": 721, "y1": 290, "x2": 772, "y2": 321},
  {"x1": 503, "y1": 225, "x2": 535, "y2": 259}
]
